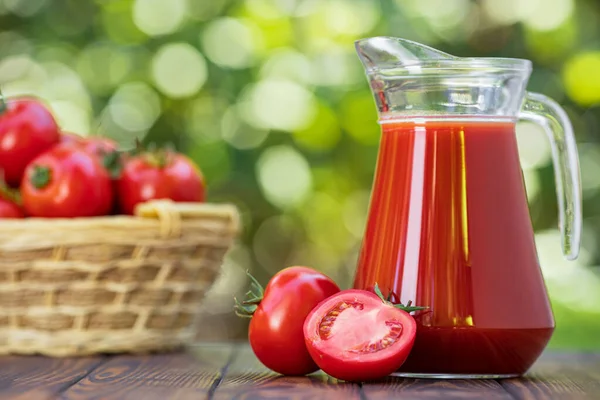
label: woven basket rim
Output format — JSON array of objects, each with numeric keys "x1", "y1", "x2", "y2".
[{"x1": 0, "y1": 200, "x2": 240, "y2": 223}]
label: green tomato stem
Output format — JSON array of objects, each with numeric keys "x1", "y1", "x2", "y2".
[
  {"x1": 233, "y1": 270, "x2": 265, "y2": 318},
  {"x1": 373, "y1": 282, "x2": 428, "y2": 313},
  {"x1": 0, "y1": 89, "x2": 8, "y2": 115},
  {"x1": 30, "y1": 166, "x2": 52, "y2": 189}
]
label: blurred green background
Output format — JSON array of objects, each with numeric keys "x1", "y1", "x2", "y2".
[{"x1": 1, "y1": 0, "x2": 599, "y2": 348}]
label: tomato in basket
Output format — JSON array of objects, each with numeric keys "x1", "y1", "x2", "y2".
[
  {"x1": 0, "y1": 97, "x2": 60, "y2": 187},
  {"x1": 116, "y1": 149, "x2": 205, "y2": 215},
  {"x1": 21, "y1": 143, "x2": 113, "y2": 218},
  {"x1": 0, "y1": 197, "x2": 24, "y2": 218},
  {"x1": 60, "y1": 134, "x2": 121, "y2": 174},
  {"x1": 59, "y1": 131, "x2": 85, "y2": 145}
]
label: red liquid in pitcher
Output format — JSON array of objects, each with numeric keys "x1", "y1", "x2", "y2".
[{"x1": 353, "y1": 118, "x2": 554, "y2": 376}]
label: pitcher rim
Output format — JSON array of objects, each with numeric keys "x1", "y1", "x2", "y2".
[{"x1": 355, "y1": 36, "x2": 532, "y2": 72}]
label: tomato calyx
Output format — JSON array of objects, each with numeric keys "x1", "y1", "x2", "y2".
[
  {"x1": 0, "y1": 90, "x2": 7, "y2": 115},
  {"x1": 233, "y1": 270, "x2": 265, "y2": 318},
  {"x1": 130, "y1": 139, "x2": 174, "y2": 169},
  {"x1": 372, "y1": 283, "x2": 428, "y2": 313},
  {"x1": 30, "y1": 165, "x2": 52, "y2": 189},
  {"x1": 100, "y1": 149, "x2": 124, "y2": 179}
]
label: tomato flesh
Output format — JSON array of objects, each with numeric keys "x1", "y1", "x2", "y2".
[{"x1": 304, "y1": 290, "x2": 416, "y2": 382}]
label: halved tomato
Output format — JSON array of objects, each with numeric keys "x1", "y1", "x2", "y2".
[{"x1": 303, "y1": 287, "x2": 424, "y2": 382}]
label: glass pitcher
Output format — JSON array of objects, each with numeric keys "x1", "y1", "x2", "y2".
[{"x1": 352, "y1": 37, "x2": 582, "y2": 378}]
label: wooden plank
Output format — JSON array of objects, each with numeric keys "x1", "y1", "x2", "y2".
[
  {"x1": 212, "y1": 344, "x2": 362, "y2": 400},
  {"x1": 59, "y1": 343, "x2": 235, "y2": 400},
  {"x1": 501, "y1": 352, "x2": 600, "y2": 399},
  {"x1": 362, "y1": 376, "x2": 512, "y2": 399},
  {"x1": 0, "y1": 355, "x2": 105, "y2": 399}
]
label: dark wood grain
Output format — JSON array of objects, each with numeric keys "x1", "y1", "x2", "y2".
[
  {"x1": 0, "y1": 355, "x2": 105, "y2": 399},
  {"x1": 58, "y1": 344, "x2": 234, "y2": 400},
  {"x1": 362, "y1": 376, "x2": 513, "y2": 400},
  {"x1": 212, "y1": 345, "x2": 362, "y2": 400},
  {"x1": 0, "y1": 343, "x2": 598, "y2": 399},
  {"x1": 502, "y1": 351, "x2": 600, "y2": 399}
]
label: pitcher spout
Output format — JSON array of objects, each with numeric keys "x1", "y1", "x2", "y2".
[
  {"x1": 355, "y1": 36, "x2": 456, "y2": 72},
  {"x1": 354, "y1": 36, "x2": 532, "y2": 119}
]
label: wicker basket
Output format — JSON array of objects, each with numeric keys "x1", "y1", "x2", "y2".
[{"x1": 0, "y1": 199, "x2": 240, "y2": 356}]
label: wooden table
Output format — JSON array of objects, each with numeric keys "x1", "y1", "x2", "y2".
[{"x1": 0, "y1": 343, "x2": 598, "y2": 399}]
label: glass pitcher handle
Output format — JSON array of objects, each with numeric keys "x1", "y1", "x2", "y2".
[{"x1": 519, "y1": 92, "x2": 582, "y2": 261}]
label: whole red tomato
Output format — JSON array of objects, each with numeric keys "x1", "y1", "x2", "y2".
[
  {"x1": 303, "y1": 286, "x2": 425, "y2": 382},
  {"x1": 235, "y1": 266, "x2": 340, "y2": 376},
  {"x1": 0, "y1": 98, "x2": 60, "y2": 187},
  {"x1": 77, "y1": 137, "x2": 118, "y2": 156},
  {"x1": 59, "y1": 132, "x2": 85, "y2": 145},
  {"x1": 0, "y1": 197, "x2": 24, "y2": 218},
  {"x1": 21, "y1": 143, "x2": 113, "y2": 218},
  {"x1": 77, "y1": 137, "x2": 121, "y2": 178},
  {"x1": 61, "y1": 134, "x2": 119, "y2": 167},
  {"x1": 117, "y1": 150, "x2": 205, "y2": 215}
]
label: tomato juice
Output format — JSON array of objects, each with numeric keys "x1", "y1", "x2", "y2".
[{"x1": 353, "y1": 118, "x2": 554, "y2": 376}]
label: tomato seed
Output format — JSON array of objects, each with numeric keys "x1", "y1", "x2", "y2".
[
  {"x1": 347, "y1": 319, "x2": 404, "y2": 354},
  {"x1": 318, "y1": 301, "x2": 363, "y2": 339}
]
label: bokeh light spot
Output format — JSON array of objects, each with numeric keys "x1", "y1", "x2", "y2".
[
  {"x1": 408, "y1": 0, "x2": 470, "y2": 30},
  {"x1": 302, "y1": 191, "x2": 351, "y2": 252},
  {"x1": 339, "y1": 92, "x2": 380, "y2": 146},
  {"x1": 151, "y1": 42, "x2": 208, "y2": 98},
  {"x1": 523, "y1": 169, "x2": 541, "y2": 203},
  {"x1": 101, "y1": 0, "x2": 147, "y2": 45},
  {"x1": 259, "y1": 48, "x2": 312, "y2": 85},
  {"x1": 188, "y1": 0, "x2": 228, "y2": 21},
  {"x1": 77, "y1": 42, "x2": 133, "y2": 94},
  {"x1": 523, "y1": 0, "x2": 573, "y2": 32},
  {"x1": 221, "y1": 106, "x2": 269, "y2": 150},
  {"x1": 0, "y1": 55, "x2": 37, "y2": 84},
  {"x1": 293, "y1": 102, "x2": 341, "y2": 151},
  {"x1": 320, "y1": 0, "x2": 380, "y2": 36},
  {"x1": 481, "y1": 0, "x2": 538, "y2": 25},
  {"x1": 48, "y1": 100, "x2": 90, "y2": 135},
  {"x1": 536, "y1": 230, "x2": 600, "y2": 314},
  {"x1": 133, "y1": 0, "x2": 187, "y2": 36},
  {"x1": 240, "y1": 0, "x2": 294, "y2": 49},
  {"x1": 202, "y1": 17, "x2": 262, "y2": 69},
  {"x1": 185, "y1": 94, "x2": 229, "y2": 144},
  {"x1": 562, "y1": 52, "x2": 600, "y2": 106},
  {"x1": 243, "y1": 0, "x2": 286, "y2": 20},
  {"x1": 108, "y1": 82, "x2": 161, "y2": 133},
  {"x1": 579, "y1": 144, "x2": 600, "y2": 197},
  {"x1": 342, "y1": 190, "x2": 371, "y2": 238},
  {"x1": 310, "y1": 47, "x2": 364, "y2": 87},
  {"x1": 515, "y1": 121, "x2": 552, "y2": 170},
  {"x1": 257, "y1": 145, "x2": 313, "y2": 208},
  {"x1": 239, "y1": 79, "x2": 317, "y2": 132}
]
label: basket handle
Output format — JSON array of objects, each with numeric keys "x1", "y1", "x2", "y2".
[{"x1": 134, "y1": 200, "x2": 240, "y2": 238}]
